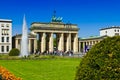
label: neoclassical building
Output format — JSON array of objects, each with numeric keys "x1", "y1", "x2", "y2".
[
  {"x1": 79, "y1": 36, "x2": 107, "y2": 53},
  {"x1": 12, "y1": 33, "x2": 37, "y2": 54},
  {"x1": 79, "y1": 26, "x2": 120, "y2": 53},
  {"x1": 0, "y1": 19, "x2": 12, "y2": 54},
  {"x1": 2, "y1": 16, "x2": 120, "y2": 55},
  {"x1": 13, "y1": 14, "x2": 79, "y2": 54},
  {"x1": 30, "y1": 21, "x2": 79, "y2": 53}
]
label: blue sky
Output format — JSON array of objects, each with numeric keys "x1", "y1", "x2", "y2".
[{"x1": 1, "y1": 0, "x2": 120, "y2": 37}]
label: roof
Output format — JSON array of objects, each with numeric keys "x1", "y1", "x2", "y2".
[
  {"x1": 30, "y1": 26, "x2": 79, "y2": 31},
  {"x1": 30, "y1": 22, "x2": 79, "y2": 31},
  {"x1": 31, "y1": 22, "x2": 77, "y2": 26},
  {"x1": 13, "y1": 33, "x2": 37, "y2": 38},
  {"x1": 0, "y1": 19, "x2": 12, "y2": 23},
  {"x1": 79, "y1": 35, "x2": 107, "y2": 41},
  {"x1": 100, "y1": 26, "x2": 120, "y2": 30}
]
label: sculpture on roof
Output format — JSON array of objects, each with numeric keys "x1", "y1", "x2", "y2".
[{"x1": 51, "y1": 10, "x2": 63, "y2": 22}]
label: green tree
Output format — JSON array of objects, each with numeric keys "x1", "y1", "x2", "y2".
[{"x1": 75, "y1": 36, "x2": 120, "y2": 80}]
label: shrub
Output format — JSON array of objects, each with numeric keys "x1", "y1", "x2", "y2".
[
  {"x1": 75, "y1": 36, "x2": 120, "y2": 80},
  {"x1": 9, "y1": 48, "x2": 20, "y2": 56}
]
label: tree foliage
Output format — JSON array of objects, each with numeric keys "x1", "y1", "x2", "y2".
[
  {"x1": 9, "y1": 48, "x2": 20, "y2": 56},
  {"x1": 75, "y1": 36, "x2": 120, "y2": 80}
]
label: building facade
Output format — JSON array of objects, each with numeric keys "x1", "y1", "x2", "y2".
[
  {"x1": 12, "y1": 33, "x2": 37, "y2": 54},
  {"x1": 30, "y1": 22, "x2": 79, "y2": 53},
  {"x1": 0, "y1": 19, "x2": 12, "y2": 54},
  {"x1": 79, "y1": 26, "x2": 120, "y2": 53},
  {"x1": 100, "y1": 26, "x2": 120, "y2": 37},
  {"x1": 79, "y1": 36, "x2": 107, "y2": 53}
]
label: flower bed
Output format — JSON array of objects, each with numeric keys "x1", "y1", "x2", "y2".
[{"x1": 0, "y1": 66, "x2": 22, "y2": 80}]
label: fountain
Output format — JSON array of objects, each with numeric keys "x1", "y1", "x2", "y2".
[{"x1": 20, "y1": 16, "x2": 29, "y2": 57}]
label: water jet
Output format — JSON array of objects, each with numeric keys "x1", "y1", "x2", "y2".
[{"x1": 20, "y1": 16, "x2": 29, "y2": 57}]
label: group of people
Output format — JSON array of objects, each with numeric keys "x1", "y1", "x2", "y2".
[{"x1": 34, "y1": 49, "x2": 74, "y2": 56}]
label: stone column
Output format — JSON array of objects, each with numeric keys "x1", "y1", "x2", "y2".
[
  {"x1": 29, "y1": 39, "x2": 31, "y2": 54},
  {"x1": 15, "y1": 39, "x2": 18, "y2": 48},
  {"x1": 88, "y1": 41, "x2": 89, "y2": 46},
  {"x1": 83, "y1": 42, "x2": 85, "y2": 53},
  {"x1": 73, "y1": 33, "x2": 78, "y2": 53},
  {"x1": 58, "y1": 33, "x2": 64, "y2": 51},
  {"x1": 87, "y1": 41, "x2": 89, "y2": 48},
  {"x1": 92, "y1": 41, "x2": 94, "y2": 45},
  {"x1": 66, "y1": 33, "x2": 71, "y2": 51},
  {"x1": 61, "y1": 33, "x2": 64, "y2": 51},
  {"x1": 39, "y1": 33, "x2": 41, "y2": 53},
  {"x1": 41, "y1": 33, "x2": 46, "y2": 53},
  {"x1": 79, "y1": 41, "x2": 81, "y2": 52},
  {"x1": 34, "y1": 38, "x2": 37, "y2": 53},
  {"x1": 49, "y1": 33, "x2": 53, "y2": 52}
]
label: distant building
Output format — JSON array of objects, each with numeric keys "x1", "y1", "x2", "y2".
[
  {"x1": 0, "y1": 19, "x2": 12, "y2": 54},
  {"x1": 79, "y1": 26, "x2": 120, "y2": 53},
  {"x1": 100, "y1": 26, "x2": 120, "y2": 37},
  {"x1": 79, "y1": 36, "x2": 107, "y2": 53},
  {"x1": 12, "y1": 33, "x2": 37, "y2": 54}
]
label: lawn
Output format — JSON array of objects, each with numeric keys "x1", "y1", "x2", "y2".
[{"x1": 0, "y1": 58, "x2": 81, "y2": 80}]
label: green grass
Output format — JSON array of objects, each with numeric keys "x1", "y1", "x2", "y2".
[{"x1": 0, "y1": 58, "x2": 81, "y2": 80}]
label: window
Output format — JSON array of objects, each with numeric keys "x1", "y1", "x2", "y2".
[
  {"x1": 6, "y1": 46, "x2": 9, "y2": 52},
  {"x1": 2, "y1": 29, "x2": 4, "y2": 35},
  {"x1": 114, "y1": 29, "x2": 116, "y2": 32},
  {"x1": 115, "y1": 33, "x2": 119, "y2": 36},
  {"x1": 6, "y1": 37, "x2": 9, "y2": 42},
  {"x1": 1, "y1": 29, "x2": 9, "y2": 35},
  {"x1": 2, "y1": 29, "x2": 5, "y2": 35},
  {"x1": 1, "y1": 37, "x2": 4, "y2": 42},
  {"x1": 1, "y1": 24, "x2": 4, "y2": 27},
  {"x1": 1, "y1": 46, "x2": 4, "y2": 52},
  {"x1": 6, "y1": 24, "x2": 9, "y2": 27},
  {"x1": 105, "y1": 31, "x2": 107, "y2": 35},
  {"x1": 118, "y1": 30, "x2": 119, "y2": 32}
]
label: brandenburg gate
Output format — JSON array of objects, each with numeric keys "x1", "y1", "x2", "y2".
[{"x1": 30, "y1": 16, "x2": 79, "y2": 54}]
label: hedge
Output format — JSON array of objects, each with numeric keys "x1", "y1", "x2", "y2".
[{"x1": 75, "y1": 36, "x2": 120, "y2": 80}]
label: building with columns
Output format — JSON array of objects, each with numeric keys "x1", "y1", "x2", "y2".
[
  {"x1": 0, "y1": 19, "x2": 12, "y2": 54},
  {"x1": 12, "y1": 13, "x2": 79, "y2": 54},
  {"x1": 12, "y1": 33, "x2": 37, "y2": 54},
  {"x1": 79, "y1": 36, "x2": 107, "y2": 53},
  {"x1": 79, "y1": 26, "x2": 120, "y2": 53},
  {"x1": 30, "y1": 21, "x2": 79, "y2": 53}
]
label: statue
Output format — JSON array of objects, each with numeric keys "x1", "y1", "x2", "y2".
[{"x1": 51, "y1": 11, "x2": 63, "y2": 22}]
